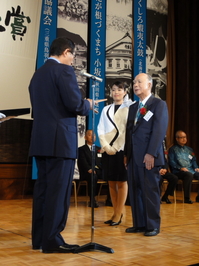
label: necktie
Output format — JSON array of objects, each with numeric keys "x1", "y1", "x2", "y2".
[{"x1": 135, "y1": 102, "x2": 143, "y2": 124}]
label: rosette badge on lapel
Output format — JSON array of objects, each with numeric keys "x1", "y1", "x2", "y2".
[{"x1": 139, "y1": 105, "x2": 147, "y2": 116}]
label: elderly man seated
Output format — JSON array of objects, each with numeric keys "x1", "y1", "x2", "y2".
[
  {"x1": 168, "y1": 130, "x2": 199, "y2": 203},
  {"x1": 160, "y1": 166, "x2": 178, "y2": 204}
]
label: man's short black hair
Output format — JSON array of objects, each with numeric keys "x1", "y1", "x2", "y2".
[{"x1": 49, "y1": 37, "x2": 75, "y2": 56}]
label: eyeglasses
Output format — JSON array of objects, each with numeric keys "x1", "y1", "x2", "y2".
[
  {"x1": 68, "y1": 50, "x2": 76, "y2": 57},
  {"x1": 177, "y1": 136, "x2": 187, "y2": 139}
]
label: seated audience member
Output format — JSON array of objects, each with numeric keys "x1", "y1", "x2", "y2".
[
  {"x1": 77, "y1": 130, "x2": 102, "y2": 208},
  {"x1": 168, "y1": 130, "x2": 199, "y2": 203},
  {"x1": 160, "y1": 139, "x2": 178, "y2": 204},
  {"x1": 160, "y1": 167, "x2": 178, "y2": 204}
]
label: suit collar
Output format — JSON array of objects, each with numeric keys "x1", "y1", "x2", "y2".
[
  {"x1": 48, "y1": 57, "x2": 60, "y2": 63},
  {"x1": 87, "y1": 144, "x2": 92, "y2": 150},
  {"x1": 133, "y1": 95, "x2": 155, "y2": 131},
  {"x1": 144, "y1": 95, "x2": 154, "y2": 107},
  {"x1": 140, "y1": 93, "x2": 152, "y2": 106}
]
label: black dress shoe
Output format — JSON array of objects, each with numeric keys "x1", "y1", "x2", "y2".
[
  {"x1": 32, "y1": 246, "x2": 41, "y2": 250},
  {"x1": 110, "y1": 214, "x2": 123, "y2": 226},
  {"x1": 161, "y1": 197, "x2": 172, "y2": 204},
  {"x1": 63, "y1": 243, "x2": 80, "y2": 249},
  {"x1": 125, "y1": 226, "x2": 145, "y2": 233},
  {"x1": 43, "y1": 243, "x2": 79, "y2": 253},
  {"x1": 196, "y1": 196, "x2": 199, "y2": 202},
  {"x1": 184, "y1": 199, "x2": 193, "y2": 204},
  {"x1": 144, "y1": 228, "x2": 159, "y2": 236},
  {"x1": 104, "y1": 219, "x2": 112, "y2": 224},
  {"x1": 110, "y1": 221, "x2": 120, "y2": 226}
]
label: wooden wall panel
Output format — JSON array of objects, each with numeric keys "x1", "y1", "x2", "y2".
[
  {"x1": 0, "y1": 119, "x2": 34, "y2": 199},
  {"x1": 0, "y1": 164, "x2": 33, "y2": 200}
]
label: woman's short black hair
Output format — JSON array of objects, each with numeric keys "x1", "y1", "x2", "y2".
[{"x1": 111, "y1": 81, "x2": 129, "y2": 91}]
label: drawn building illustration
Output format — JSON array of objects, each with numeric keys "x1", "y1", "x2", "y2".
[{"x1": 105, "y1": 32, "x2": 133, "y2": 103}]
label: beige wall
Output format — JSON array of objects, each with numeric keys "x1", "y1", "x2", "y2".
[{"x1": 0, "y1": 0, "x2": 42, "y2": 119}]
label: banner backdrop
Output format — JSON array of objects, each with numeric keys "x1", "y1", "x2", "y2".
[
  {"x1": 37, "y1": 0, "x2": 58, "y2": 69},
  {"x1": 134, "y1": 0, "x2": 168, "y2": 101},
  {"x1": 32, "y1": 0, "x2": 58, "y2": 180},
  {"x1": 106, "y1": 0, "x2": 133, "y2": 102},
  {"x1": 88, "y1": 0, "x2": 106, "y2": 145},
  {"x1": 146, "y1": 0, "x2": 168, "y2": 100},
  {"x1": 0, "y1": 0, "x2": 42, "y2": 119},
  {"x1": 133, "y1": 0, "x2": 146, "y2": 78},
  {"x1": 57, "y1": 0, "x2": 89, "y2": 179}
]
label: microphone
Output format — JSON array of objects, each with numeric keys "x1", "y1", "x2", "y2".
[{"x1": 80, "y1": 69, "x2": 103, "y2": 82}]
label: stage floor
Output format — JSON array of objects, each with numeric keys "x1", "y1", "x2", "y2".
[{"x1": 0, "y1": 192, "x2": 199, "y2": 266}]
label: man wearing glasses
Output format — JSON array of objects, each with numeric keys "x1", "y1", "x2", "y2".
[
  {"x1": 168, "y1": 130, "x2": 199, "y2": 203},
  {"x1": 29, "y1": 37, "x2": 93, "y2": 253}
]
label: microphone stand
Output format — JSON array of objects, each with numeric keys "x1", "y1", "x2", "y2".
[{"x1": 74, "y1": 78, "x2": 114, "y2": 254}]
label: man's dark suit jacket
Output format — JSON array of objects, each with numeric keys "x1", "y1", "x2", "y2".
[
  {"x1": 124, "y1": 95, "x2": 168, "y2": 230},
  {"x1": 29, "y1": 59, "x2": 90, "y2": 158},
  {"x1": 29, "y1": 58, "x2": 90, "y2": 251},
  {"x1": 125, "y1": 95, "x2": 168, "y2": 167}
]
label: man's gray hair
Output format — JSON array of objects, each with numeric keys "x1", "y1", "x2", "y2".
[{"x1": 146, "y1": 73, "x2": 153, "y2": 86}]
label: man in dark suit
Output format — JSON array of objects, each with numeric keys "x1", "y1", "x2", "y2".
[
  {"x1": 124, "y1": 73, "x2": 168, "y2": 236},
  {"x1": 77, "y1": 130, "x2": 102, "y2": 208},
  {"x1": 29, "y1": 37, "x2": 93, "y2": 253}
]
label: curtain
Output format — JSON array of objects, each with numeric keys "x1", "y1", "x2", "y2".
[
  {"x1": 167, "y1": 0, "x2": 199, "y2": 159},
  {"x1": 166, "y1": 0, "x2": 176, "y2": 149}
]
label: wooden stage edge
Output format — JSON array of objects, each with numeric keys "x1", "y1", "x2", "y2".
[{"x1": 0, "y1": 193, "x2": 199, "y2": 266}]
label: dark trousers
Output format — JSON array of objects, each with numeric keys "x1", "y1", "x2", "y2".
[
  {"x1": 32, "y1": 156, "x2": 75, "y2": 250},
  {"x1": 80, "y1": 169, "x2": 101, "y2": 201},
  {"x1": 160, "y1": 172, "x2": 178, "y2": 197},
  {"x1": 175, "y1": 171, "x2": 193, "y2": 200},
  {"x1": 193, "y1": 172, "x2": 199, "y2": 195},
  {"x1": 127, "y1": 158, "x2": 161, "y2": 230},
  {"x1": 85, "y1": 173, "x2": 98, "y2": 200},
  {"x1": 194, "y1": 172, "x2": 199, "y2": 180}
]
